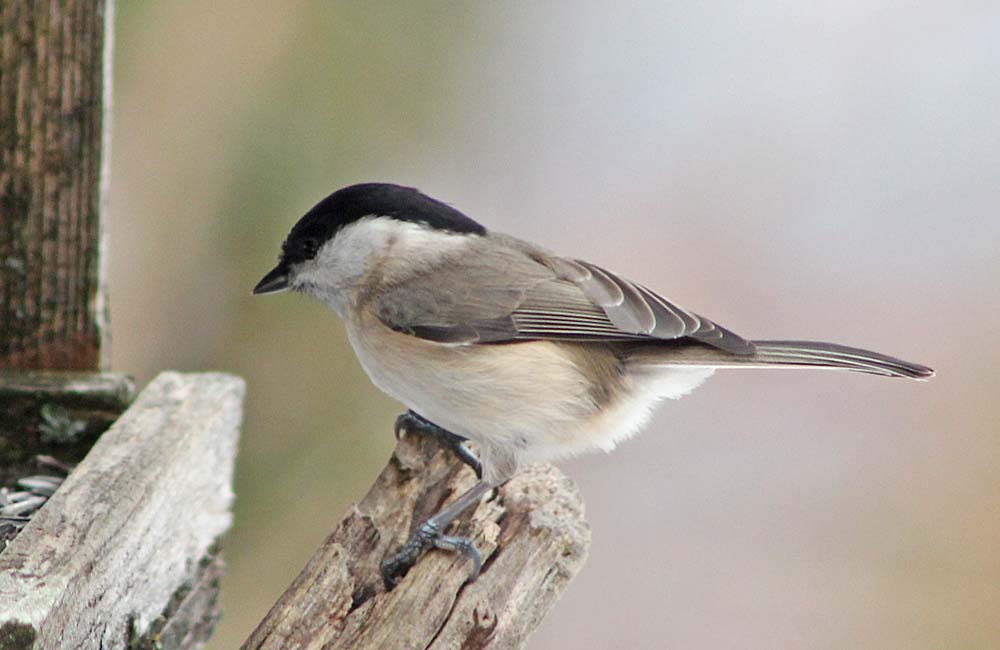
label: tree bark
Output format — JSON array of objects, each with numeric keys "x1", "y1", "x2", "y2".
[
  {"x1": 0, "y1": 0, "x2": 113, "y2": 370},
  {"x1": 242, "y1": 433, "x2": 591, "y2": 650}
]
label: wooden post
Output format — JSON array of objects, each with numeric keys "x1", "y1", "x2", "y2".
[
  {"x1": 0, "y1": 0, "x2": 113, "y2": 370},
  {"x1": 0, "y1": 0, "x2": 123, "y2": 547},
  {"x1": 0, "y1": 0, "x2": 124, "y2": 552},
  {"x1": 243, "y1": 433, "x2": 591, "y2": 650}
]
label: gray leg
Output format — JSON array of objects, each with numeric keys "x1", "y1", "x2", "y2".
[{"x1": 381, "y1": 479, "x2": 493, "y2": 588}]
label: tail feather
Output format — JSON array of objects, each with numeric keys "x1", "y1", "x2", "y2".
[
  {"x1": 752, "y1": 340, "x2": 934, "y2": 379},
  {"x1": 632, "y1": 340, "x2": 934, "y2": 380}
]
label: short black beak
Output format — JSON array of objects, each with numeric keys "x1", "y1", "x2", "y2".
[{"x1": 253, "y1": 264, "x2": 290, "y2": 295}]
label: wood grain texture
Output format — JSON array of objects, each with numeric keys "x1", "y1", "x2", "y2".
[
  {"x1": 0, "y1": 370, "x2": 134, "y2": 408},
  {"x1": 0, "y1": 372, "x2": 243, "y2": 650},
  {"x1": 0, "y1": 0, "x2": 114, "y2": 370},
  {"x1": 243, "y1": 432, "x2": 590, "y2": 650}
]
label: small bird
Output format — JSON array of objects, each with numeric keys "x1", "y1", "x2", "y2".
[{"x1": 254, "y1": 182, "x2": 933, "y2": 586}]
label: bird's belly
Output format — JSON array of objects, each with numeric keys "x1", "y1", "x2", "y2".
[
  {"x1": 349, "y1": 324, "x2": 588, "y2": 434},
  {"x1": 346, "y1": 317, "x2": 714, "y2": 478}
]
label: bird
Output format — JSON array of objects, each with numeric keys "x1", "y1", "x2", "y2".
[{"x1": 253, "y1": 182, "x2": 933, "y2": 586}]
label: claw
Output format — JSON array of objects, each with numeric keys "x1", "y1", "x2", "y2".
[
  {"x1": 452, "y1": 444, "x2": 483, "y2": 481},
  {"x1": 380, "y1": 480, "x2": 493, "y2": 589},
  {"x1": 434, "y1": 534, "x2": 482, "y2": 583},
  {"x1": 394, "y1": 411, "x2": 426, "y2": 440},
  {"x1": 392, "y1": 410, "x2": 483, "y2": 479},
  {"x1": 381, "y1": 522, "x2": 482, "y2": 587},
  {"x1": 381, "y1": 522, "x2": 439, "y2": 587}
]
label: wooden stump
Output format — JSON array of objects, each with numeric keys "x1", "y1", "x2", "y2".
[{"x1": 243, "y1": 432, "x2": 591, "y2": 650}]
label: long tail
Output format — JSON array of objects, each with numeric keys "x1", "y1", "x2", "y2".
[
  {"x1": 634, "y1": 340, "x2": 934, "y2": 379},
  {"x1": 751, "y1": 340, "x2": 933, "y2": 379}
]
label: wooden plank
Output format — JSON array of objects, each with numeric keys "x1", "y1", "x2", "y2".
[
  {"x1": 0, "y1": 371, "x2": 243, "y2": 650},
  {"x1": 242, "y1": 432, "x2": 590, "y2": 650},
  {"x1": 0, "y1": 372, "x2": 134, "y2": 410}
]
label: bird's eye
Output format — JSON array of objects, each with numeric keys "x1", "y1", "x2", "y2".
[{"x1": 301, "y1": 238, "x2": 320, "y2": 258}]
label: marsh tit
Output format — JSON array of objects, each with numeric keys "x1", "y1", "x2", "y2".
[{"x1": 254, "y1": 182, "x2": 933, "y2": 585}]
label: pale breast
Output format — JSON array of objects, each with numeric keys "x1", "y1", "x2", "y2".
[{"x1": 344, "y1": 313, "x2": 714, "y2": 480}]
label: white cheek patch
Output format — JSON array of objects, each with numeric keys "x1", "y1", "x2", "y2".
[
  {"x1": 304, "y1": 220, "x2": 380, "y2": 287},
  {"x1": 291, "y1": 216, "x2": 475, "y2": 307},
  {"x1": 291, "y1": 217, "x2": 390, "y2": 295},
  {"x1": 371, "y1": 218, "x2": 474, "y2": 254}
]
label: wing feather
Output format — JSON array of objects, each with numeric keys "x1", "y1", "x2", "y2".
[{"x1": 375, "y1": 239, "x2": 753, "y2": 354}]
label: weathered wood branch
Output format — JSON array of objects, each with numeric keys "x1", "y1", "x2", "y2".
[
  {"x1": 243, "y1": 432, "x2": 590, "y2": 650},
  {"x1": 0, "y1": 372, "x2": 243, "y2": 650},
  {"x1": 0, "y1": 0, "x2": 114, "y2": 370}
]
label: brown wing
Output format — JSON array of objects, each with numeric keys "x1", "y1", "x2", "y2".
[
  {"x1": 530, "y1": 258, "x2": 754, "y2": 353},
  {"x1": 375, "y1": 243, "x2": 754, "y2": 355}
]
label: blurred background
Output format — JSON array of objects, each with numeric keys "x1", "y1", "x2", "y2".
[{"x1": 108, "y1": 2, "x2": 999, "y2": 648}]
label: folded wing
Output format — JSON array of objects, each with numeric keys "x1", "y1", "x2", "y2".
[{"x1": 375, "y1": 242, "x2": 754, "y2": 355}]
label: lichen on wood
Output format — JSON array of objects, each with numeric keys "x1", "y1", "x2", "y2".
[{"x1": 0, "y1": 371, "x2": 134, "y2": 485}]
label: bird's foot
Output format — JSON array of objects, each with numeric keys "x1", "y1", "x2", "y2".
[
  {"x1": 381, "y1": 519, "x2": 482, "y2": 588},
  {"x1": 394, "y1": 410, "x2": 483, "y2": 479}
]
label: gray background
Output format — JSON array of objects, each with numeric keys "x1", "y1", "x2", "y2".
[{"x1": 108, "y1": 3, "x2": 998, "y2": 648}]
